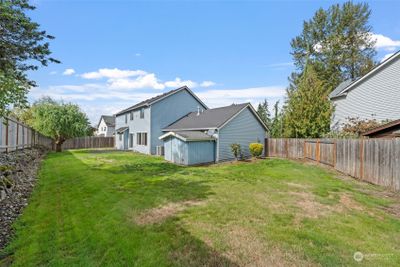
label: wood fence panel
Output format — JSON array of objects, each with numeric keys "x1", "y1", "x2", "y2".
[
  {"x1": 0, "y1": 116, "x2": 53, "y2": 153},
  {"x1": 61, "y1": 136, "x2": 114, "y2": 150},
  {"x1": 267, "y1": 138, "x2": 400, "y2": 191}
]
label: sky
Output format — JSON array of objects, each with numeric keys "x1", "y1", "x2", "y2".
[{"x1": 27, "y1": 0, "x2": 400, "y2": 125}]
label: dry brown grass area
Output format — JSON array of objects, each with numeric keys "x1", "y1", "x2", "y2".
[{"x1": 132, "y1": 200, "x2": 205, "y2": 225}]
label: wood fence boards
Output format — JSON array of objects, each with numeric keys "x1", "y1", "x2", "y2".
[
  {"x1": 62, "y1": 136, "x2": 114, "y2": 150},
  {"x1": 266, "y1": 138, "x2": 400, "y2": 191},
  {"x1": 0, "y1": 117, "x2": 53, "y2": 152}
]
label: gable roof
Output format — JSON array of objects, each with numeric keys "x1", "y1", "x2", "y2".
[
  {"x1": 330, "y1": 50, "x2": 400, "y2": 100},
  {"x1": 362, "y1": 119, "x2": 400, "y2": 137},
  {"x1": 163, "y1": 103, "x2": 268, "y2": 131},
  {"x1": 98, "y1": 115, "x2": 115, "y2": 128},
  {"x1": 115, "y1": 86, "x2": 208, "y2": 116}
]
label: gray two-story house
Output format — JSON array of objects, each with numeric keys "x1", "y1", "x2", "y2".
[{"x1": 114, "y1": 86, "x2": 208, "y2": 154}]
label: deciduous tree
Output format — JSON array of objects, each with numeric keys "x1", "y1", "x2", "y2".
[{"x1": 27, "y1": 97, "x2": 91, "y2": 152}]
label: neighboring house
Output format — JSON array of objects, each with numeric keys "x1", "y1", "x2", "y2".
[
  {"x1": 159, "y1": 103, "x2": 268, "y2": 165},
  {"x1": 362, "y1": 119, "x2": 400, "y2": 138},
  {"x1": 114, "y1": 86, "x2": 208, "y2": 154},
  {"x1": 329, "y1": 51, "x2": 400, "y2": 131},
  {"x1": 97, "y1": 115, "x2": 115, "y2": 137}
]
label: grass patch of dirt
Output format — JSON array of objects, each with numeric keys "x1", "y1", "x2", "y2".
[{"x1": 133, "y1": 200, "x2": 205, "y2": 225}]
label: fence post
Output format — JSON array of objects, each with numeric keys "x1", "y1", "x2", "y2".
[
  {"x1": 359, "y1": 139, "x2": 364, "y2": 179},
  {"x1": 303, "y1": 140, "x2": 306, "y2": 159},
  {"x1": 5, "y1": 118, "x2": 9, "y2": 153},
  {"x1": 316, "y1": 139, "x2": 320, "y2": 163},
  {"x1": 16, "y1": 122, "x2": 19, "y2": 151},
  {"x1": 285, "y1": 139, "x2": 289, "y2": 158},
  {"x1": 333, "y1": 139, "x2": 337, "y2": 168}
]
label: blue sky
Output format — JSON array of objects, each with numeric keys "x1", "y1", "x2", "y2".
[{"x1": 28, "y1": 0, "x2": 400, "y2": 124}]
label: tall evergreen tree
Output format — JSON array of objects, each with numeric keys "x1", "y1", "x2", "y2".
[
  {"x1": 270, "y1": 101, "x2": 283, "y2": 138},
  {"x1": 257, "y1": 99, "x2": 271, "y2": 129},
  {"x1": 283, "y1": 64, "x2": 333, "y2": 138},
  {"x1": 0, "y1": 0, "x2": 59, "y2": 116},
  {"x1": 290, "y1": 1, "x2": 376, "y2": 91}
]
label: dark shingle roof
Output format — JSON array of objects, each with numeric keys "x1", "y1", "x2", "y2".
[
  {"x1": 102, "y1": 115, "x2": 115, "y2": 127},
  {"x1": 98, "y1": 115, "x2": 115, "y2": 128},
  {"x1": 163, "y1": 103, "x2": 250, "y2": 130},
  {"x1": 115, "y1": 86, "x2": 207, "y2": 116}
]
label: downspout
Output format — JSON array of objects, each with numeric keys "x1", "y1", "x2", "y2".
[{"x1": 148, "y1": 105, "x2": 152, "y2": 155}]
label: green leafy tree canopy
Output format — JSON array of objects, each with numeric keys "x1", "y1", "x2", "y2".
[{"x1": 28, "y1": 97, "x2": 91, "y2": 152}]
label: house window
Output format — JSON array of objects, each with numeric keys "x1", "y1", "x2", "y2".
[
  {"x1": 140, "y1": 108, "x2": 145, "y2": 119},
  {"x1": 136, "y1": 132, "x2": 147, "y2": 146},
  {"x1": 125, "y1": 114, "x2": 128, "y2": 123},
  {"x1": 130, "y1": 111, "x2": 134, "y2": 120},
  {"x1": 119, "y1": 133, "x2": 122, "y2": 141}
]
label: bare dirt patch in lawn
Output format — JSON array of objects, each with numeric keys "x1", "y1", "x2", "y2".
[{"x1": 133, "y1": 200, "x2": 205, "y2": 225}]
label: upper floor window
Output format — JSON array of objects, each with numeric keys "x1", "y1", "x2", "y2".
[
  {"x1": 140, "y1": 108, "x2": 145, "y2": 119},
  {"x1": 125, "y1": 114, "x2": 128, "y2": 123},
  {"x1": 130, "y1": 111, "x2": 134, "y2": 120}
]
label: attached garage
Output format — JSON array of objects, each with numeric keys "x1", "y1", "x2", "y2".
[{"x1": 160, "y1": 131, "x2": 215, "y2": 165}]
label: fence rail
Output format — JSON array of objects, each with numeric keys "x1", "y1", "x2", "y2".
[
  {"x1": 266, "y1": 138, "x2": 400, "y2": 191},
  {"x1": 0, "y1": 117, "x2": 53, "y2": 152},
  {"x1": 62, "y1": 136, "x2": 115, "y2": 150}
]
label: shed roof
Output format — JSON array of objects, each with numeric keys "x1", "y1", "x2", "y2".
[
  {"x1": 115, "y1": 86, "x2": 208, "y2": 116},
  {"x1": 163, "y1": 103, "x2": 251, "y2": 131},
  {"x1": 362, "y1": 119, "x2": 400, "y2": 137},
  {"x1": 159, "y1": 131, "x2": 215, "y2": 142}
]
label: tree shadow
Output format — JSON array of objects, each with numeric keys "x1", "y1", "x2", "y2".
[{"x1": 48, "y1": 151, "x2": 238, "y2": 265}]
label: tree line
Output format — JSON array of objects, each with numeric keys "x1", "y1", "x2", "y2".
[{"x1": 256, "y1": 1, "x2": 382, "y2": 138}]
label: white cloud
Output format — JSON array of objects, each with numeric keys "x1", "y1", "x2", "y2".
[
  {"x1": 81, "y1": 68, "x2": 147, "y2": 79},
  {"x1": 49, "y1": 71, "x2": 57, "y2": 75},
  {"x1": 200, "y1": 81, "x2": 216, "y2": 87},
  {"x1": 108, "y1": 73, "x2": 165, "y2": 90},
  {"x1": 135, "y1": 53, "x2": 141, "y2": 57},
  {"x1": 381, "y1": 53, "x2": 395, "y2": 63},
  {"x1": 62, "y1": 68, "x2": 75, "y2": 76},
  {"x1": 371, "y1": 33, "x2": 400, "y2": 51},
  {"x1": 164, "y1": 78, "x2": 198, "y2": 88},
  {"x1": 266, "y1": 62, "x2": 294, "y2": 68},
  {"x1": 197, "y1": 86, "x2": 286, "y2": 108}
]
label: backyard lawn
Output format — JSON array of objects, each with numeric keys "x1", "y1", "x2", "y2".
[{"x1": 2, "y1": 150, "x2": 400, "y2": 266}]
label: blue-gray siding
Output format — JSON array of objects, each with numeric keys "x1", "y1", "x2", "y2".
[
  {"x1": 218, "y1": 107, "x2": 266, "y2": 161},
  {"x1": 151, "y1": 89, "x2": 207, "y2": 154},
  {"x1": 164, "y1": 136, "x2": 215, "y2": 165},
  {"x1": 331, "y1": 56, "x2": 400, "y2": 130},
  {"x1": 163, "y1": 136, "x2": 188, "y2": 165},
  {"x1": 187, "y1": 141, "x2": 215, "y2": 165}
]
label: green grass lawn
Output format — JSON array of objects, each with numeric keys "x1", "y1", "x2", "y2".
[{"x1": 2, "y1": 150, "x2": 400, "y2": 266}]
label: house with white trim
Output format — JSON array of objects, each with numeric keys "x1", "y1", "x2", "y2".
[
  {"x1": 114, "y1": 86, "x2": 268, "y2": 165},
  {"x1": 330, "y1": 51, "x2": 400, "y2": 131}
]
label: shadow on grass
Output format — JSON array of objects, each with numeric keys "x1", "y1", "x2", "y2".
[{"x1": 42, "y1": 150, "x2": 237, "y2": 266}]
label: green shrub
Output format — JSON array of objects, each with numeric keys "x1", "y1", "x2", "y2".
[
  {"x1": 249, "y1": 143, "x2": 263, "y2": 157},
  {"x1": 230, "y1": 143, "x2": 242, "y2": 160}
]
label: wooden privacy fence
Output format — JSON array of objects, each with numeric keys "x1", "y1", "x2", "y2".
[
  {"x1": 0, "y1": 117, "x2": 53, "y2": 153},
  {"x1": 62, "y1": 136, "x2": 115, "y2": 150},
  {"x1": 266, "y1": 138, "x2": 400, "y2": 191}
]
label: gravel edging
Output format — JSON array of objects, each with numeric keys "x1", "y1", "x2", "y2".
[{"x1": 0, "y1": 147, "x2": 48, "y2": 250}]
